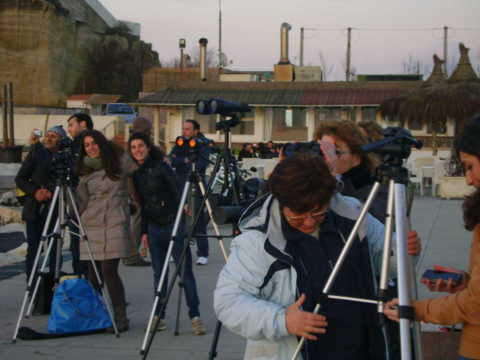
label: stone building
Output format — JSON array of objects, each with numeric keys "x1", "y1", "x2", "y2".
[{"x1": 0, "y1": 0, "x2": 159, "y2": 107}]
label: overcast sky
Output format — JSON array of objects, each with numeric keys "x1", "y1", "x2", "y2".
[{"x1": 101, "y1": 0, "x2": 480, "y2": 80}]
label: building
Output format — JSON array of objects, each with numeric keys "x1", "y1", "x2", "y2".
[
  {"x1": 135, "y1": 80, "x2": 435, "y2": 149},
  {"x1": 67, "y1": 94, "x2": 121, "y2": 115},
  {"x1": 134, "y1": 23, "x2": 455, "y2": 151}
]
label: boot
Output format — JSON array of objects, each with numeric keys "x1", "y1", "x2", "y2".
[{"x1": 107, "y1": 304, "x2": 129, "y2": 333}]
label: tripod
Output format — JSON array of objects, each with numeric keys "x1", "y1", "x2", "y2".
[
  {"x1": 291, "y1": 158, "x2": 421, "y2": 359},
  {"x1": 12, "y1": 181, "x2": 119, "y2": 342},
  {"x1": 140, "y1": 118, "x2": 243, "y2": 360}
]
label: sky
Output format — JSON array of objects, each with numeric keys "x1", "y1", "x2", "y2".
[{"x1": 100, "y1": 0, "x2": 480, "y2": 80}]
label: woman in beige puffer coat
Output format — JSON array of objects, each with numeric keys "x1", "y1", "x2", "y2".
[{"x1": 76, "y1": 130, "x2": 135, "y2": 332}]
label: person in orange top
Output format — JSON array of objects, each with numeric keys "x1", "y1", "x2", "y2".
[{"x1": 384, "y1": 114, "x2": 480, "y2": 360}]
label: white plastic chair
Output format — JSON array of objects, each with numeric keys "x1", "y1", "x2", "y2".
[{"x1": 420, "y1": 166, "x2": 435, "y2": 196}]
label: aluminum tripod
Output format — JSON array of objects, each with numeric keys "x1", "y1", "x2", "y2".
[{"x1": 12, "y1": 183, "x2": 119, "y2": 342}]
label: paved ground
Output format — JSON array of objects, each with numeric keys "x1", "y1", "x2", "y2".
[{"x1": 0, "y1": 196, "x2": 472, "y2": 359}]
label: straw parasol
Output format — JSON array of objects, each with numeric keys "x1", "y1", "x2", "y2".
[{"x1": 380, "y1": 44, "x2": 480, "y2": 155}]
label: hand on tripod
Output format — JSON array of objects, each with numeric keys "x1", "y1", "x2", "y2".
[
  {"x1": 407, "y1": 230, "x2": 421, "y2": 256},
  {"x1": 383, "y1": 299, "x2": 401, "y2": 322},
  {"x1": 34, "y1": 188, "x2": 52, "y2": 202},
  {"x1": 285, "y1": 294, "x2": 328, "y2": 341}
]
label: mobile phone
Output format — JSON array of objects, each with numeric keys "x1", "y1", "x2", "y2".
[
  {"x1": 33, "y1": 129, "x2": 43, "y2": 137},
  {"x1": 421, "y1": 269, "x2": 462, "y2": 284}
]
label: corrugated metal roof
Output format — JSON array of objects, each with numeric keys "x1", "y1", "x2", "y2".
[{"x1": 137, "y1": 81, "x2": 419, "y2": 107}]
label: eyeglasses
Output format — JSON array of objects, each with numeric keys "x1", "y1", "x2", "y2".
[
  {"x1": 334, "y1": 149, "x2": 350, "y2": 156},
  {"x1": 284, "y1": 208, "x2": 329, "y2": 225}
]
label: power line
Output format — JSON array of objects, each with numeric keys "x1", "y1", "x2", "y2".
[{"x1": 304, "y1": 26, "x2": 480, "y2": 32}]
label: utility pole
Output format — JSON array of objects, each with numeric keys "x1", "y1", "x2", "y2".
[
  {"x1": 443, "y1": 26, "x2": 448, "y2": 75},
  {"x1": 2, "y1": 84, "x2": 8, "y2": 146},
  {"x1": 346, "y1": 27, "x2": 352, "y2": 81},
  {"x1": 7, "y1": 83, "x2": 14, "y2": 146},
  {"x1": 300, "y1": 27, "x2": 304, "y2": 66},
  {"x1": 218, "y1": 0, "x2": 222, "y2": 69}
]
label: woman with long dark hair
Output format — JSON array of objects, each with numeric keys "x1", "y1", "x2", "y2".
[
  {"x1": 76, "y1": 130, "x2": 135, "y2": 332},
  {"x1": 128, "y1": 132, "x2": 205, "y2": 335},
  {"x1": 385, "y1": 115, "x2": 480, "y2": 360}
]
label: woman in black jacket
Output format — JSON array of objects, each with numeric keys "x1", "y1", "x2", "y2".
[
  {"x1": 128, "y1": 132, "x2": 205, "y2": 335},
  {"x1": 314, "y1": 120, "x2": 388, "y2": 223}
]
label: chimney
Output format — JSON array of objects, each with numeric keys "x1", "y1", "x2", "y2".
[
  {"x1": 274, "y1": 23, "x2": 294, "y2": 81},
  {"x1": 279, "y1": 23, "x2": 292, "y2": 64},
  {"x1": 199, "y1": 38, "x2": 208, "y2": 81}
]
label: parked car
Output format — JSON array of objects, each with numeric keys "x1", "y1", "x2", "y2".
[{"x1": 105, "y1": 103, "x2": 136, "y2": 123}]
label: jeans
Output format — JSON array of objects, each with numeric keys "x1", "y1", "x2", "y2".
[
  {"x1": 25, "y1": 213, "x2": 60, "y2": 281},
  {"x1": 179, "y1": 174, "x2": 209, "y2": 258},
  {"x1": 148, "y1": 222, "x2": 200, "y2": 319},
  {"x1": 192, "y1": 194, "x2": 209, "y2": 258}
]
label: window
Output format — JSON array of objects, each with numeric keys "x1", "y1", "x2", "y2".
[
  {"x1": 361, "y1": 107, "x2": 377, "y2": 122},
  {"x1": 182, "y1": 107, "x2": 217, "y2": 134},
  {"x1": 272, "y1": 108, "x2": 308, "y2": 141},
  {"x1": 427, "y1": 120, "x2": 447, "y2": 134},
  {"x1": 231, "y1": 113, "x2": 255, "y2": 135},
  {"x1": 408, "y1": 117, "x2": 423, "y2": 131},
  {"x1": 314, "y1": 108, "x2": 341, "y2": 128}
]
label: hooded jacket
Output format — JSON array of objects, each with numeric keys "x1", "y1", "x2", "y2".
[{"x1": 214, "y1": 193, "x2": 395, "y2": 360}]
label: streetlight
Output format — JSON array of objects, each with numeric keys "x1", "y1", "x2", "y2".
[{"x1": 179, "y1": 38, "x2": 186, "y2": 70}]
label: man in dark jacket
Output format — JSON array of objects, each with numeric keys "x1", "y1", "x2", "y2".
[
  {"x1": 67, "y1": 113, "x2": 94, "y2": 275},
  {"x1": 16, "y1": 126, "x2": 67, "y2": 280},
  {"x1": 67, "y1": 113, "x2": 94, "y2": 157},
  {"x1": 169, "y1": 120, "x2": 213, "y2": 265}
]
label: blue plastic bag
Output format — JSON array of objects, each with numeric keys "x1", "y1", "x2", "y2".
[{"x1": 47, "y1": 278, "x2": 112, "y2": 334}]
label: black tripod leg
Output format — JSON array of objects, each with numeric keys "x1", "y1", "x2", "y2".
[
  {"x1": 174, "y1": 249, "x2": 186, "y2": 336},
  {"x1": 208, "y1": 321, "x2": 223, "y2": 360}
]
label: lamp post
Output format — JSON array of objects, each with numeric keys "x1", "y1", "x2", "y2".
[{"x1": 179, "y1": 38, "x2": 186, "y2": 71}]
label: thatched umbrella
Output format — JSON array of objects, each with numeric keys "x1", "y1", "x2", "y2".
[
  {"x1": 380, "y1": 44, "x2": 480, "y2": 155},
  {"x1": 421, "y1": 44, "x2": 480, "y2": 131},
  {"x1": 379, "y1": 95, "x2": 408, "y2": 126}
]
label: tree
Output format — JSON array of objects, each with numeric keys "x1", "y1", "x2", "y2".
[
  {"x1": 401, "y1": 55, "x2": 431, "y2": 76},
  {"x1": 162, "y1": 47, "x2": 217, "y2": 68},
  {"x1": 318, "y1": 51, "x2": 334, "y2": 81}
]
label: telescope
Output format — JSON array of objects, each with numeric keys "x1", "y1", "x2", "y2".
[{"x1": 196, "y1": 99, "x2": 251, "y2": 116}]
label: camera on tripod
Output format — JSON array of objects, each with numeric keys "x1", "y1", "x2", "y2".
[
  {"x1": 362, "y1": 127, "x2": 423, "y2": 161},
  {"x1": 196, "y1": 99, "x2": 251, "y2": 131},
  {"x1": 51, "y1": 137, "x2": 75, "y2": 184},
  {"x1": 174, "y1": 135, "x2": 212, "y2": 163}
]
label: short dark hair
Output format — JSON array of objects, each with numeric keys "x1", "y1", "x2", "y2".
[
  {"x1": 455, "y1": 114, "x2": 480, "y2": 231},
  {"x1": 185, "y1": 119, "x2": 200, "y2": 131},
  {"x1": 68, "y1": 113, "x2": 94, "y2": 130},
  {"x1": 268, "y1": 153, "x2": 337, "y2": 213}
]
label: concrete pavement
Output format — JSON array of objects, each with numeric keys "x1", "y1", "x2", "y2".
[{"x1": 0, "y1": 196, "x2": 473, "y2": 359}]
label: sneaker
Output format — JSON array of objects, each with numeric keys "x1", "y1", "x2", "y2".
[
  {"x1": 147, "y1": 316, "x2": 167, "y2": 332},
  {"x1": 196, "y1": 256, "x2": 208, "y2": 265},
  {"x1": 191, "y1": 316, "x2": 206, "y2": 335}
]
